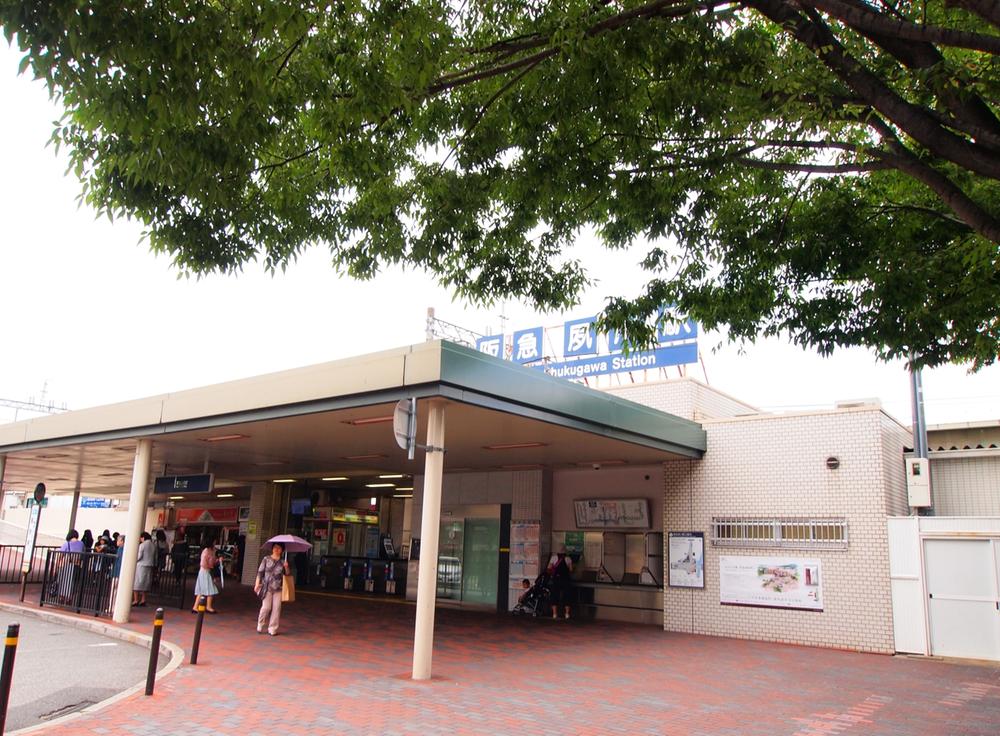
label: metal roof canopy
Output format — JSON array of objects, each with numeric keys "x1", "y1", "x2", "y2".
[{"x1": 0, "y1": 341, "x2": 706, "y2": 496}]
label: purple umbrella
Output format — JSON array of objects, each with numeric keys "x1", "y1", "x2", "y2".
[{"x1": 261, "y1": 534, "x2": 312, "y2": 553}]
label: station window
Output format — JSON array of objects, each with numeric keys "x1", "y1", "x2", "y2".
[{"x1": 710, "y1": 517, "x2": 848, "y2": 549}]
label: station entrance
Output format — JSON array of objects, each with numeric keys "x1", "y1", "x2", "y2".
[{"x1": 0, "y1": 340, "x2": 706, "y2": 677}]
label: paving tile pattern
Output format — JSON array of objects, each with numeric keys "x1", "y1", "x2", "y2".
[{"x1": 4, "y1": 584, "x2": 999, "y2": 735}]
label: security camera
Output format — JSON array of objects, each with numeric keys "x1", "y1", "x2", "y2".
[{"x1": 592, "y1": 463, "x2": 602, "y2": 470}]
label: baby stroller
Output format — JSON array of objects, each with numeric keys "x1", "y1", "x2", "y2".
[{"x1": 512, "y1": 573, "x2": 551, "y2": 617}]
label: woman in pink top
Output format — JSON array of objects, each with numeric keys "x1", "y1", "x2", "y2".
[{"x1": 192, "y1": 542, "x2": 220, "y2": 613}]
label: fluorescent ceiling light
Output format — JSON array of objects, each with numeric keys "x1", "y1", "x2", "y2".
[
  {"x1": 200, "y1": 433, "x2": 250, "y2": 443},
  {"x1": 343, "y1": 454, "x2": 386, "y2": 461},
  {"x1": 322, "y1": 476, "x2": 349, "y2": 481},
  {"x1": 378, "y1": 474, "x2": 405, "y2": 479},
  {"x1": 254, "y1": 461, "x2": 287, "y2": 467},
  {"x1": 483, "y1": 442, "x2": 547, "y2": 450},
  {"x1": 272, "y1": 479, "x2": 296, "y2": 484},
  {"x1": 392, "y1": 494, "x2": 413, "y2": 498},
  {"x1": 395, "y1": 486, "x2": 413, "y2": 491},
  {"x1": 169, "y1": 495, "x2": 185, "y2": 500},
  {"x1": 216, "y1": 493, "x2": 234, "y2": 498},
  {"x1": 344, "y1": 416, "x2": 394, "y2": 426},
  {"x1": 366, "y1": 483, "x2": 395, "y2": 488}
]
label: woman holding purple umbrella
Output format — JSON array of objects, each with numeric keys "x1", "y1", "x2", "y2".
[{"x1": 254, "y1": 542, "x2": 291, "y2": 636}]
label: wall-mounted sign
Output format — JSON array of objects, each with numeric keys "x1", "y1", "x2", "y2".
[
  {"x1": 80, "y1": 497, "x2": 113, "y2": 509},
  {"x1": 668, "y1": 531, "x2": 705, "y2": 588},
  {"x1": 174, "y1": 507, "x2": 239, "y2": 524},
  {"x1": 719, "y1": 555, "x2": 823, "y2": 611},
  {"x1": 573, "y1": 499, "x2": 651, "y2": 529},
  {"x1": 153, "y1": 474, "x2": 214, "y2": 495}
]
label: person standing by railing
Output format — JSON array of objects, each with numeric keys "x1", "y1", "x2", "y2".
[
  {"x1": 154, "y1": 529, "x2": 169, "y2": 581},
  {"x1": 132, "y1": 532, "x2": 155, "y2": 607},
  {"x1": 56, "y1": 530, "x2": 84, "y2": 603},
  {"x1": 110, "y1": 534, "x2": 125, "y2": 605}
]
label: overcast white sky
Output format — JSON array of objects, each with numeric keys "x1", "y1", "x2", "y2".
[{"x1": 2, "y1": 43, "x2": 998, "y2": 429}]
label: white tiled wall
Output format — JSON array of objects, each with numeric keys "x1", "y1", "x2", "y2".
[
  {"x1": 661, "y1": 408, "x2": 908, "y2": 654},
  {"x1": 606, "y1": 377, "x2": 759, "y2": 421}
]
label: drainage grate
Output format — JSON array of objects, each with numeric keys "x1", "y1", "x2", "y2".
[{"x1": 39, "y1": 700, "x2": 95, "y2": 720}]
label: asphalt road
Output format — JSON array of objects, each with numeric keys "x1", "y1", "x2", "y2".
[{"x1": 0, "y1": 612, "x2": 154, "y2": 732}]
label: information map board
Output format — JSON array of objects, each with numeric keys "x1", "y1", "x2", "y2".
[{"x1": 573, "y1": 499, "x2": 650, "y2": 529}]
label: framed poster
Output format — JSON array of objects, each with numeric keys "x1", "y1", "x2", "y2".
[
  {"x1": 719, "y1": 556, "x2": 823, "y2": 611},
  {"x1": 668, "y1": 531, "x2": 704, "y2": 588},
  {"x1": 238, "y1": 506, "x2": 251, "y2": 522},
  {"x1": 573, "y1": 499, "x2": 650, "y2": 529}
]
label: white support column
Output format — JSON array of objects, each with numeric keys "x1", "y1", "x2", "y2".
[
  {"x1": 67, "y1": 490, "x2": 81, "y2": 535},
  {"x1": 0, "y1": 455, "x2": 5, "y2": 521},
  {"x1": 113, "y1": 438, "x2": 153, "y2": 624},
  {"x1": 412, "y1": 400, "x2": 446, "y2": 681}
]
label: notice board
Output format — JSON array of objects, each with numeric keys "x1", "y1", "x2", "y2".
[{"x1": 573, "y1": 499, "x2": 650, "y2": 529}]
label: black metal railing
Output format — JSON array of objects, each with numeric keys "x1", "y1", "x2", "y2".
[
  {"x1": 40, "y1": 551, "x2": 117, "y2": 616},
  {"x1": 151, "y1": 561, "x2": 189, "y2": 611},
  {"x1": 39, "y1": 551, "x2": 189, "y2": 617},
  {"x1": 0, "y1": 545, "x2": 59, "y2": 584}
]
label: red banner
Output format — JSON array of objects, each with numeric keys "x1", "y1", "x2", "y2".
[{"x1": 174, "y1": 507, "x2": 239, "y2": 524}]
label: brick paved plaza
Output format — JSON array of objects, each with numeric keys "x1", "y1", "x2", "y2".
[{"x1": 3, "y1": 585, "x2": 998, "y2": 735}]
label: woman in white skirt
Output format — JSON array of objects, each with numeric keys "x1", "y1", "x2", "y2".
[{"x1": 193, "y1": 542, "x2": 220, "y2": 613}]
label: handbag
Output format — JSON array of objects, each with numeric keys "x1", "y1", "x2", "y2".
[{"x1": 281, "y1": 573, "x2": 296, "y2": 603}]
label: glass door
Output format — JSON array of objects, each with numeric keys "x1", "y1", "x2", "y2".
[
  {"x1": 437, "y1": 520, "x2": 464, "y2": 600},
  {"x1": 461, "y1": 518, "x2": 499, "y2": 606}
]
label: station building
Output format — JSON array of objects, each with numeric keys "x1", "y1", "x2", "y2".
[{"x1": 0, "y1": 340, "x2": 996, "y2": 667}]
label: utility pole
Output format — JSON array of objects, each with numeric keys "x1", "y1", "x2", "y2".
[{"x1": 909, "y1": 351, "x2": 928, "y2": 460}]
